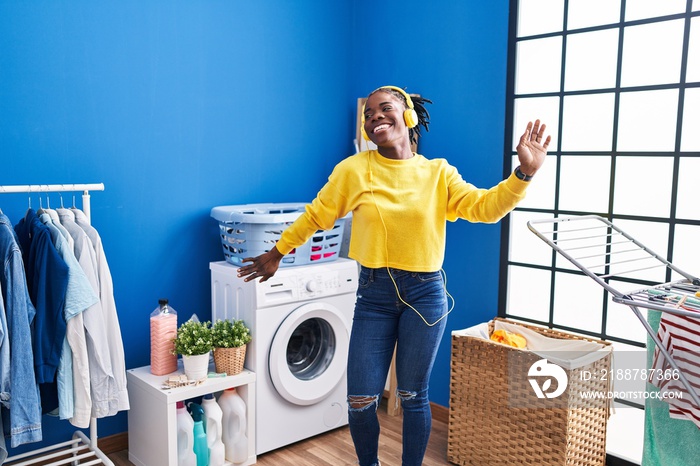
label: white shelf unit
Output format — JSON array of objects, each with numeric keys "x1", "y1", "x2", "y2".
[{"x1": 126, "y1": 363, "x2": 256, "y2": 466}]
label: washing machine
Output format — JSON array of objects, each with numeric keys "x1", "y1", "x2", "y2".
[{"x1": 210, "y1": 258, "x2": 358, "y2": 455}]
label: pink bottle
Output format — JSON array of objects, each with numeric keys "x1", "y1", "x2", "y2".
[{"x1": 150, "y1": 298, "x2": 178, "y2": 375}]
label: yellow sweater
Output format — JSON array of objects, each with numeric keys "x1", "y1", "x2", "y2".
[{"x1": 276, "y1": 150, "x2": 530, "y2": 272}]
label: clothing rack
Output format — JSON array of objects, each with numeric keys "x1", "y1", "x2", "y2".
[
  {"x1": 527, "y1": 215, "x2": 700, "y2": 413},
  {"x1": 1, "y1": 183, "x2": 114, "y2": 466},
  {"x1": 0, "y1": 184, "x2": 104, "y2": 223}
]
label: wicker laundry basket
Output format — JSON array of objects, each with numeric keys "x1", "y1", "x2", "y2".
[{"x1": 448, "y1": 318, "x2": 612, "y2": 466}]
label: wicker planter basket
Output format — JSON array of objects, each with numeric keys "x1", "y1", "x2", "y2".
[
  {"x1": 448, "y1": 318, "x2": 612, "y2": 466},
  {"x1": 213, "y1": 345, "x2": 247, "y2": 376}
]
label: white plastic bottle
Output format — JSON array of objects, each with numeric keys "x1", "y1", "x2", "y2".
[
  {"x1": 202, "y1": 393, "x2": 225, "y2": 466},
  {"x1": 218, "y1": 388, "x2": 248, "y2": 463},
  {"x1": 176, "y1": 401, "x2": 197, "y2": 466}
]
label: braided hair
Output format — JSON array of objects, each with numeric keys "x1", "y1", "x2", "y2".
[{"x1": 369, "y1": 87, "x2": 432, "y2": 146}]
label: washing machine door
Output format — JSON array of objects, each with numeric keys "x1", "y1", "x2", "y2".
[{"x1": 268, "y1": 301, "x2": 350, "y2": 406}]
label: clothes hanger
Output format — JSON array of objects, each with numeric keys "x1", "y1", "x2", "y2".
[
  {"x1": 71, "y1": 194, "x2": 84, "y2": 215},
  {"x1": 45, "y1": 195, "x2": 63, "y2": 224},
  {"x1": 24, "y1": 195, "x2": 32, "y2": 221},
  {"x1": 57, "y1": 192, "x2": 69, "y2": 214},
  {"x1": 36, "y1": 196, "x2": 46, "y2": 216}
]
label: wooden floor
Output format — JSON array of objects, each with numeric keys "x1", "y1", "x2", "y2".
[{"x1": 107, "y1": 399, "x2": 452, "y2": 466}]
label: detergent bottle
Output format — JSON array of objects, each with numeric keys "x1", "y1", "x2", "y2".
[
  {"x1": 219, "y1": 388, "x2": 248, "y2": 463},
  {"x1": 150, "y1": 298, "x2": 178, "y2": 375},
  {"x1": 188, "y1": 402, "x2": 209, "y2": 466},
  {"x1": 202, "y1": 393, "x2": 225, "y2": 466},
  {"x1": 176, "y1": 401, "x2": 196, "y2": 466}
]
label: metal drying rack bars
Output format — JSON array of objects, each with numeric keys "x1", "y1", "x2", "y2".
[
  {"x1": 0, "y1": 183, "x2": 114, "y2": 466},
  {"x1": 528, "y1": 214, "x2": 700, "y2": 412}
]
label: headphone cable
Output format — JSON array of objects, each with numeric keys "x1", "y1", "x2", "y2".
[{"x1": 368, "y1": 151, "x2": 455, "y2": 327}]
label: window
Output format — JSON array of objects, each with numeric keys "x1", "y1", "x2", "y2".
[
  {"x1": 501, "y1": 2, "x2": 700, "y2": 459},
  {"x1": 502, "y1": 0, "x2": 700, "y2": 343}
]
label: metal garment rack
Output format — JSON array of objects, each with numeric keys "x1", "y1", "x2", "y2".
[
  {"x1": 527, "y1": 215, "x2": 700, "y2": 412},
  {"x1": 1, "y1": 183, "x2": 114, "y2": 466}
]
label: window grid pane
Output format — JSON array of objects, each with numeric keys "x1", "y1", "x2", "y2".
[
  {"x1": 502, "y1": 3, "x2": 697, "y2": 349},
  {"x1": 567, "y1": 0, "x2": 621, "y2": 30},
  {"x1": 620, "y1": 20, "x2": 685, "y2": 87},
  {"x1": 564, "y1": 29, "x2": 619, "y2": 91}
]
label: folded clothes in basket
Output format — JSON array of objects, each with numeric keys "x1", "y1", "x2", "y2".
[{"x1": 453, "y1": 320, "x2": 611, "y2": 370}]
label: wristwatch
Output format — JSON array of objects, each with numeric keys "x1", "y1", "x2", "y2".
[{"x1": 514, "y1": 166, "x2": 533, "y2": 182}]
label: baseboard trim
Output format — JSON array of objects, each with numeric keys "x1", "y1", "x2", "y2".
[
  {"x1": 431, "y1": 401, "x2": 449, "y2": 424},
  {"x1": 381, "y1": 390, "x2": 449, "y2": 424},
  {"x1": 98, "y1": 432, "x2": 128, "y2": 455}
]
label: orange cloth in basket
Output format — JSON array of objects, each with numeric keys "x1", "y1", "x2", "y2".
[{"x1": 490, "y1": 329, "x2": 527, "y2": 348}]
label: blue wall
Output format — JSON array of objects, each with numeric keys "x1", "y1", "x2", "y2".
[{"x1": 0, "y1": 0, "x2": 510, "y2": 451}]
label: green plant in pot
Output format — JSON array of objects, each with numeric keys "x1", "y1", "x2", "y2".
[
  {"x1": 211, "y1": 319, "x2": 251, "y2": 376},
  {"x1": 172, "y1": 317, "x2": 212, "y2": 380}
]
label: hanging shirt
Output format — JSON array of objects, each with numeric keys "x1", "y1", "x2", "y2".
[
  {"x1": 14, "y1": 210, "x2": 68, "y2": 386},
  {"x1": 39, "y1": 213, "x2": 98, "y2": 423},
  {"x1": 57, "y1": 208, "x2": 118, "y2": 421},
  {"x1": 0, "y1": 234, "x2": 10, "y2": 404},
  {"x1": 0, "y1": 409, "x2": 5, "y2": 465},
  {"x1": 2, "y1": 213, "x2": 42, "y2": 448},
  {"x1": 72, "y1": 208, "x2": 129, "y2": 412},
  {"x1": 0, "y1": 292, "x2": 6, "y2": 464}
]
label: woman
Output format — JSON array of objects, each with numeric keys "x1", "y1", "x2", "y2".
[{"x1": 237, "y1": 85, "x2": 550, "y2": 466}]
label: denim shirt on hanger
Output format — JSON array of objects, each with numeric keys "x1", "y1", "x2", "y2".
[
  {"x1": 0, "y1": 213, "x2": 42, "y2": 448},
  {"x1": 0, "y1": 254, "x2": 8, "y2": 464}
]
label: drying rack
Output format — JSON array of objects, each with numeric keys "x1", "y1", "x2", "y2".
[
  {"x1": 527, "y1": 215, "x2": 700, "y2": 412},
  {"x1": 0, "y1": 183, "x2": 114, "y2": 466}
]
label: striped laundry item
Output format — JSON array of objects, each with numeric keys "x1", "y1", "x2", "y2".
[{"x1": 649, "y1": 309, "x2": 700, "y2": 428}]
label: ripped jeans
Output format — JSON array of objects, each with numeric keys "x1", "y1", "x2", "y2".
[{"x1": 347, "y1": 266, "x2": 447, "y2": 466}]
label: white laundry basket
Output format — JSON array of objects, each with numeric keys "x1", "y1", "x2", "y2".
[{"x1": 211, "y1": 203, "x2": 349, "y2": 267}]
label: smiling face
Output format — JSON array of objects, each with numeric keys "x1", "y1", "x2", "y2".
[{"x1": 363, "y1": 90, "x2": 410, "y2": 149}]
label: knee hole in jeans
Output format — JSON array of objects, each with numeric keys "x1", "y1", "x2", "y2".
[
  {"x1": 348, "y1": 394, "x2": 379, "y2": 412},
  {"x1": 397, "y1": 389, "x2": 417, "y2": 401},
  {"x1": 394, "y1": 389, "x2": 418, "y2": 411}
]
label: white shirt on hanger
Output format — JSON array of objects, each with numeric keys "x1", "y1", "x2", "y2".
[
  {"x1": 72, "y1": 208, "x2": 130, "y2": 412},
  {"x1": 57, "y1": 208, "x2": 119, "y2": 421}
]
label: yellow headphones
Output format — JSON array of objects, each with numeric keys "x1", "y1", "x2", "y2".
[{"x1": 361, "y1": 86, "x2": 419, "y2": 141}]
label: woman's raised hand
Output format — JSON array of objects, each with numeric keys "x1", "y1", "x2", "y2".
[{"x1": 516, "y1": 119, "x2": 550, "y2": 176}]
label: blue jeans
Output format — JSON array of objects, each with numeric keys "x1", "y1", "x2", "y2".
[{"x1": 347, "y1": 266, "x2": 448, "y2": 466}]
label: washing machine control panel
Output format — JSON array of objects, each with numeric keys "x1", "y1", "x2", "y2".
[
  {"x1": 256, "y1": 259, "x2": 358, "y2": 308},
  {"x1": 299, "y1": 274, "x2": 340, "y2": 297}
]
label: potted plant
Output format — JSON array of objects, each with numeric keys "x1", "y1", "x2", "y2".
[
  {"x1": 172, "y1": 317, "x2": 213, "y2": 380},
  {"x1": 211, "y1": 318, "x2": 251, "y2": 376}
]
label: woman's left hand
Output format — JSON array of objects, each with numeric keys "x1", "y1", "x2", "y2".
[{"x1": 516, "y1": 119, "x2": 551, "y2": 176}]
